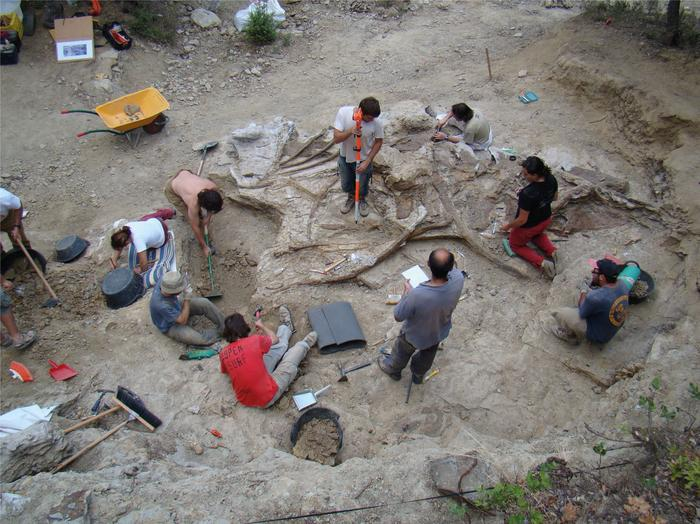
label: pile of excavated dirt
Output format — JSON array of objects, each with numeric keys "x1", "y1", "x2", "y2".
[
  {"x1": 1, "y1": 1, "x2": 698, "y2": 522},
  {"x1": 292, "y1": 418, "x2": 341, "y2": 466}
]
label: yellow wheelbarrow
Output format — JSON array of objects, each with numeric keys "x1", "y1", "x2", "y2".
[{"x1": 62, "y1": 87, "x2": 170, "y2": 146}]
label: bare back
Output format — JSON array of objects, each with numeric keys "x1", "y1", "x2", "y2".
[{"x1": 171, "y1": 170, "x2": 218, "y2": 215}]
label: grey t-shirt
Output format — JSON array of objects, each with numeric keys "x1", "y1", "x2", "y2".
[
  {"x1": 394, "y1": 268, "x2": 465, "y2": 350},
  {"x1": 578, "y1": 282, "x2": 629, "y2": 344}
]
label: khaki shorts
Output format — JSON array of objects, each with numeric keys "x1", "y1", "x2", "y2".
[{"x1": 163, "y1": 171, "x2": 190, "y2": 217}]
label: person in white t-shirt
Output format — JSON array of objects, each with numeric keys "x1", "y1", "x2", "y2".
[
  {"x1": 332, "y1": 97, "x2": 384, "y2": 217},
  {"x1": 110, "y1": 211, "x2": 172, "y2": 273},
  {"x1": 0, "y1": 188, "x2": 31, "y2": 253}
]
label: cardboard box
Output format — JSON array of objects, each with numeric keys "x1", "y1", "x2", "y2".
[{"x1": 53, "y1": 16, "x2": 94, "y2": 63}]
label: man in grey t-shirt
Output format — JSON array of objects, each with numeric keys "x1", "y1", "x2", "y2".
[{"x1": 378, "y1": 248, "x2": 465, "y2": 384}]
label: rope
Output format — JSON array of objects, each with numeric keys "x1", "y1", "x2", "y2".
[{"x1": 247, "y1": 487, "x2": 480, "y2": 523}]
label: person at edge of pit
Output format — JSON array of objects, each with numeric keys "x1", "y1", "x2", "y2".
[
  {"x1": 110, "y1": 208, "x2": 175, "y2": 273},
  {"x1": 432, "y1": 102, "x2": 494, "y2": 152},
  {"x1": 0, "y1": 187, "x2": 31, "y2": 254},
  {"x1": 500, "y1": 155, "x2": 559, "y2": 279},
  {"x1": 219, "y1": 306, "x2": 318, "y2": 408},
  {"x1": 163, "y1": 170, "x2": 223, "y2": 257},
  {"x1": 333, "y1": 96, "x2": 384, "y2": 217},
  {"x1": 378, "y1": 248, "x2": 465, "y2": 385},
  {"x1": 1, "y1": 275, "x2": 36, "y2": 350},
  {"x1": 149, "y1": 271, "x2": 225, "y2": 347},
  {"x1": 550, "y1": 259, "x2": 630, "y2": 345}
]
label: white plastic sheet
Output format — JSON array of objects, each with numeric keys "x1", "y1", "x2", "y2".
[
  {"x1": 0, "y1": 404, "x2": 56, "y2": 438},
  {"x1": 234, "y1": 0, "x2": 285, "y2": 32}
]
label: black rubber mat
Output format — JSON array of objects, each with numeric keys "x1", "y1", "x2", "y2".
[{"x1": 307, "y1": 301, "x2": 366, "y2": 354}]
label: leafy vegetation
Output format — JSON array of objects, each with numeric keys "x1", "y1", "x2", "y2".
[
  {"x1": 582, "y1": 0, "x2": 700, "y2": 50},
  {"x1": 243, "y1": 3, "x2": 278, "y2": 45},
  {"x1": 471, "y1": 461, "x2": 557, "y2": 524},
  {"x1": 128, "y1": 2, "x2": 178, "y2": 45}
]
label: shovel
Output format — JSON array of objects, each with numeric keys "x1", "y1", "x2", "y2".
[
  {"x1": 17, "y1": 240, "x2": 60, "y2": 308},
  {"x1": 203, "y1": 228, "x2": 222, "y2": 300},
  {"x1": 193, "y1": 140, "x2": 219, "y2": 177},
  {"x1": 48, "y1": 359, "x2": 78, "y2": 381},
  {"x1": 292, "y1": 385, "x2": 330, "y2": 411}
]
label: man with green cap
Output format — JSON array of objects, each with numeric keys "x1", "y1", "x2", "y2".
[{"x1": 150, "y1": 270, "x2": 224, "y2": 346}]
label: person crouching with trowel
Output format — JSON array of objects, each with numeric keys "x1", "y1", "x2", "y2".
[
  {"x1": 219, "y1": 306, "x2": 317, "y2": 408},
  {"x1": 333, "y1": 97, "x2": 384, "y2": 218},
  {"x1": 550, "y1": 259, "x2": 629, "y2": 345},
  {"x1": 163, "y1": 170, "x2": 223, "y2": 257},
  {"x1": 150, "y1": 271, "x2": 225, "y2": 347}
]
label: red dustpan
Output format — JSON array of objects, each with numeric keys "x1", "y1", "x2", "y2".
[{"x1": 48, "y1": 359, "x2": 78, "y2": 381}]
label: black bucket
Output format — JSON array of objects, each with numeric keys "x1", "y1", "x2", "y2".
[
  {"x1": 1, "y1": 247, "x2": 47, "y2": 275},
  {"x1": 290, "y1": 407, "x2": 343, "y2": 463},
  {"x1": 143, "y1": 113, "x2": 168, "y2": 135},
  {"x1": 101, "y1": 268, "x2": 145, "y2": 309},
  {"x1": 629, "y1": 269, "x2": 655, "y2": 304}
]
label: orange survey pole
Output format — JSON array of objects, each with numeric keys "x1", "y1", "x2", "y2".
[{"x1": 352, "y1": 108, "x2": 363, "y2": 223}]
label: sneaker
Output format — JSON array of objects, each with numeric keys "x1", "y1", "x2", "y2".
[
  {"x1": 377, "y1": 356, "x2": 401, "y2": 381},
  {"x1": 551, "y1": 250, "x2": 560, "y2": 269},
  {"x1": 0, "y1": 332, "x2": 13, "y2": 348},
  {"x1": 425, "y1": 105, "x2": 437, "y2": 118},
  {"x1": 541, "y1": 260, "x2": 556, "y2": 280},
  {"x1": 302, "y1": 331, "x2": 318, "y2": 348},
  {"x1": 359, "y1": 200, "x2": 370, "y2": 217},
  {"x1": 340, "y1": 196, "x2": 354, "y2": 214},
  {"x1": 550, "y1": 325, "x2": 579, "y2": 345},
  {"x1": 412, "y1": 372, "x2": 424, "y2": 385},
  {"x1": 12, "y1": 331, "x2": 36, "y2": 351},
  {"x1": 278, "y1": 305, "x2": 294, "y2": 333}
]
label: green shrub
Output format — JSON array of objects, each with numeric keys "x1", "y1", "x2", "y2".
[
  {"x1": 128, "y1": 2, "x2": 178, "y2": 45},
  {"x1": 244, "y1": 5, "x2": 278, "y2": 45}
]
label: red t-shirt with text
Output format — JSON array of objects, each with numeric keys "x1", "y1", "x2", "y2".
[{"x1": 219, "y1": 335, "x2": 277, "y2": 407}]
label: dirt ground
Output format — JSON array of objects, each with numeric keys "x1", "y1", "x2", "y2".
[{"x1": 1, "y1": 0, "x2": 699, "y2": 522}]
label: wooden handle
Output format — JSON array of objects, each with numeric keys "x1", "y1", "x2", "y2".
[
  {"x1": 63, "y1": 405, "x2": 122, "y2": 434},
  {"x1": 16, "y1": 240, "x2": 59, "y2": 300},
  {"x1": 52, "y1": 419, "x2": 128, "y2": 473},
  {"x1": 113, "y1": 398, "x2": 156, "y2": 432}
]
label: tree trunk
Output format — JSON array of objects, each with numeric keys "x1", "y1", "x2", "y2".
[{"x1": 666, "y1": 0, "x2": 681, "y2": 47}]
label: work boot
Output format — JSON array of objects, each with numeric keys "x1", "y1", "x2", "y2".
[
  {"x1": 541, "y1": 260, "x2": 556, "y2": 280},
  {"x1": 359, "y1": 200, "x2": 370, "y2": 217},
  {"x1": 411, "y1": 372, "x2": 424, "y2": 385},
  {"x1": 302, "y1": 331, "x2": 318, "y2": 348},
  {"x1": 340, "y1": 195, "x2": 354, "y2": 214},
  {"x1": 377, "y1": 356, "x2": 401, "y2": 381},
  {"x1": 279, "y1": 305, "x2": 294, "y2": 333}
]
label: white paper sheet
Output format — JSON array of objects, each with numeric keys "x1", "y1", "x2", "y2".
[{"x1": 401, "y1": 265, "x2": 429, "y2": 288}]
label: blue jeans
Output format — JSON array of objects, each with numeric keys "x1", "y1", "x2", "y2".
[
  {"x1": 338, "y1": 156, "x2": 372, "y2": 199},
  {"x1": 0, "y1": 288, "x2": 11, "y2": 315}
]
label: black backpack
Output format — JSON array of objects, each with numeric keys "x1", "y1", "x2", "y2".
[{"x1": 102, "y1": 21, "x2": 132, "y2": 51}]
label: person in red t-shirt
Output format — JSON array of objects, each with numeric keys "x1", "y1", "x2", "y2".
[{"x1": 219, "y1": 305, "x2": 318, "y2": 408}]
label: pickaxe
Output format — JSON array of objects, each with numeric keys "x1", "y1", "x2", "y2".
[{"x1": 337, "y1": 361, "x2": 372, "y2": 382}]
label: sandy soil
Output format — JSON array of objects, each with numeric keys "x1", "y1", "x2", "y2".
[{"x1": 1, "y1": 1, "x2": 699, "y2": 522}]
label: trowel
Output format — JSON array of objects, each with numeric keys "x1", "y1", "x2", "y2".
[{"x1": 193, "y1": 140, "x2": 219, "y2": 177}]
